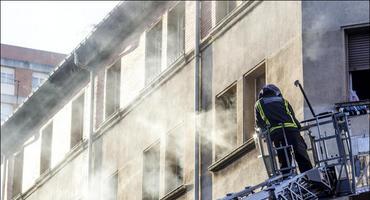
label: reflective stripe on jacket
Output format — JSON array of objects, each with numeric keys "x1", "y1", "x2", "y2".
[{"x1": 255, "y1": 96, "x2": 300, "y2": 133}]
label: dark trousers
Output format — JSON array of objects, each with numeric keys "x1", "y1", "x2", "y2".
[{"x1": 270, "y1": 129, "x2": 313, "y2": 175}]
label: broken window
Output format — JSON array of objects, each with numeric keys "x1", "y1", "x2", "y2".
[
  {"x1": 347, "y1": 26, "x2": 370, "y2": 101},
  {"x1": 12, "y1": 149, "x2": 23, "y2": 198},
  {"x1": 145, "y1": 20, "x2": 162, "y2": 85},
  {"x1": 105, "y1": 60, "x2": 121, "y2": 118},
  {"x1": 40, "y1": 122, "x2": 53, "y2": 175},
  {"x1": 70, "y1": 93, "x2": 84, "y2": 149},
  {"x1": 244, "y1": 64, "x2": 266, "y2": 140},
  {"x1": 142, "y1": 142, "x2": 160, "y2": 200},
  {"x1": 215, "y1": 84, "x2": 237, "y2": 160},
  {"x1": 167, "y1": 2, "x2": 185, "y2": 66},
  {"x1": 165, "y1": 129, "x2": 184, "y2": 193},
  {"x1": 216, "y1": 1, "x2": 237, "y2": 24}
]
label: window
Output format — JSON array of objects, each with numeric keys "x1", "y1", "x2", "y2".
[
  {"x1": 201, "y1": 1, "x2": 212, "y2": 39},
  {"x1": 215, "y1": 84, "x2": 237, "y2": 160},
  {"x1": 103, "y1": 173, "x2": 118, "y2": 200},
  {"x1": 145, "y1": 20, "x2": 162, "y2": 84},
  {"x1": 165, "y1": 129, "x2": 184, "y2": 193},
  {"x1": 70, "y1": 93, "x2": 84, "y2": 148},
  {"x1": 216, "y1": 1, "x2": 237, "y2": 23},
  {"x1": 1, "y1": 66, "x2": 14, "y2": 84},
  {"x1": 1, "y1": 103, "x2": 13, "y2": 123},
  {"x1": 40, "y1": 122, "x2": 53, "y2": 175},
  {"x1": 142, "y1": 142, "x2": 160, "y2": 200},
  {"x1": 1, "y1": 66, "x2": 15, "y2": 95},
  {"x1": 12, "y1": 149, "x2": 23, "y2": 198},
  {"x1": 167, "y1": 2, "x2": 185, "y2": 66},
  {"x1": 244, "y1": 64, "x2": 266, "y2": 140},
  {"x1": 32, "y1": 72, "x2": 48, "y2": 91},
  {"x1": 347, "y1": 27, "x2": 370, "y2": 101},
  {"x1": 105, "y1": 60, "x2": 121, "y2": 118}
]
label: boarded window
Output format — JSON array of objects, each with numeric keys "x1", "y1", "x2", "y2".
[
  {"x1": 105, "y1": 60, "x2": 121, "y2": 118},
  {"x1": 216, "y1": 1, "x2": 236, "y2": 23},
  {"x1": 244, "y1": 64, "x2": 266, "y2": 140},
  {"x1": 40, "y1": 122, "x2": 53, "y2": 175},
  {"x1": 142, "y1": 142, "x2": 160, "y2": 200},
  {"x1": 167, "y1": 2, "x2": 185, "y2": 66},
  {"x1": 215, "y1": 84, "x2": 237, "y2": 160},
  {"x1": 71, "y1": 93, "x2": 84, "y2": 148},
  {"x1": 145, "y1": 20, "x2": 162, "y2": 84},
  {"x1": 165, "y1": 129, "x2": 184, "y2": 193},
  {"x1": 347, "y1": 27, "x2": 370, "y2": 101}
]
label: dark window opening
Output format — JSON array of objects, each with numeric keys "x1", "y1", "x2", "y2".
[
  {"x1": 167, "y1": 2, "x2": 185, "y2": 66},
  {"x1": 216, "y1": 1, "x2": 237, "y2": 23},
  {"x1": 215, "y1": 84, "x2": 237, "y2": 160},
  {"x1": 40, "y1": 122, "x2": 53, "y2": 175},
  {"x1": 142, "y1": 142, "x2": 160, "y2": 200},
  {"x1": 350, "y1": 70, "x2": 370, "y2": 101},
  {"x1": 244, "y1": 64, "x2": 266, "y2": 140},
  {"x1": 71, "y1": 93, "x2": 84, "y2": 148},
  {"x1": 145, "y1": 21, "x2": 162, "y2": 85},
  {"x1": 105, "y1": 60, "x2": 121, "y2": 118},
  {"x1": 165, "y1": 130, "x2": 184, "y2": 193}
]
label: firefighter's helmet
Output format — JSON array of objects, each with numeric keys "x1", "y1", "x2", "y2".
[{"x1": 258, "y1": 84, "x2": 282, "y2": 99}]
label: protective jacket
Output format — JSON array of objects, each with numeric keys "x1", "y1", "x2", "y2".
[{"x1": 255, "y1": 95, "x2": 301, "y2": 134}]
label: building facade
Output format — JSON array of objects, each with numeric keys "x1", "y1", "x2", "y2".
[
  {"x1": 0, "y1": 44, "x2": 65, "y2": 123},
  {"x1": 1, "y1": 1, "x2": 369, "y2": 200}
]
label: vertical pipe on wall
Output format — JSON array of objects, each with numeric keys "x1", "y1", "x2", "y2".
[
  {"x1": 74, "y1": 52, "x2": 96, "y2": 200},
  {"x1": 194, "y1": 1, "x2": 201, "y2": 200},
  {"x1": 87, "y1": 70, "x2": 96, "y2": 200}
]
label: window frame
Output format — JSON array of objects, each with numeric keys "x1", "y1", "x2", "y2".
[
  {"x1": 215, "y1": 1, "x2": 237, "y2": 24},
  {"x1": 164, "y1": 124, "x2": 185, "y2": 194},
  {"x1": 167, "y1": 1, "x2": 185, "y2": 67},
  {"x1": 104, "y1": 59, "x2": 121, "y2": 119},
  {"x1": 70, "y1": 92, "x2": 85, "y2": 149},
  {"x1": 145, "y1": 19, "x2": 163, "y2": 85},
  {"x1": 1, "y1": 66, "x2": 15, "y2": 95},
  {"x1": 243, "y1": 62, "x2": 266, "y2": 141},
  {"x1": 40, "y1": 121, "x2": 53, "y2": 175},
  {"x1": 344, "y1": 25, "x2": 370, "y2": 101},
  {"x1": 142, "y1": 140, "x2": 161, "y2": 200},
  {"x1": 214, "y1": 81, "x2": 238, "y2": 161},
  {"x1": 31, "y1": 72, "x2": 48, "y2": 91}
]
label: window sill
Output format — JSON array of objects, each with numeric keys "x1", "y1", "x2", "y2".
[
  {"x1": 208, "y1": 139, "x2": 255, "y2": 172},
  {"x1": 160, "y1": 184, "x2": 187, "y2": 200}
]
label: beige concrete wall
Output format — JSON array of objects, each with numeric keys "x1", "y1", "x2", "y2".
[
  {"x1": 101, "y1": 61, "x2": 195, "y2": 199},
  {"x1": 24, "y1": 151, "x2": 88, "y2": 200},
  {"x1": 211, "y1": 1, "x2": 303, "y2": 198}
]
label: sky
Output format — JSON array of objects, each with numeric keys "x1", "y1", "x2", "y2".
[{"x1": 1, "y1": 1, "x2": 121, "y2": 54}]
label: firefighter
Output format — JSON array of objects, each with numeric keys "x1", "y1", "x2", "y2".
[{"x1": 255, "y1": 84, "x2": 312, "y2": 175}]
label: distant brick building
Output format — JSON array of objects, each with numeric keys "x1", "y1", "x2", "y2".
[{"x1": 0, "y1": 44, "x2": 65, "y2": 123}]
